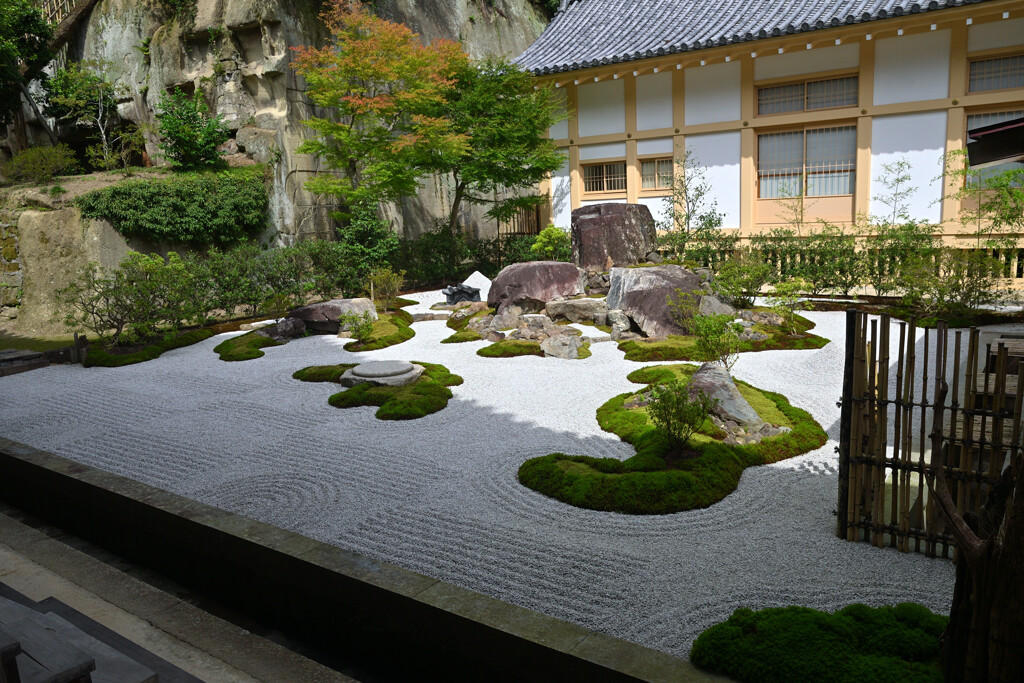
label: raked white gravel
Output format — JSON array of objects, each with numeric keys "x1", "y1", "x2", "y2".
[{"x1": 0, "y1": 295, "x2": 957, "y2": 658}]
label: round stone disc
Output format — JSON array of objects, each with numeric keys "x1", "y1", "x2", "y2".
[{"x1": 350, "y1": 360, "x2": 415, "y2": 379}]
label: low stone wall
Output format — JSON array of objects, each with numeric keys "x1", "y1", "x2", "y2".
[
  {"x1": 0, "y1": 439, "x2": 713, "y2": 682},
  {"x1": 1, "y1": 205, "x2": 23, "y2": 321}
]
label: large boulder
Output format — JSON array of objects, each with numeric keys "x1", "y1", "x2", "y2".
[
  {"x1": 487, "y1": 261, "x2": 586, "y2": 314},
  {"x1": 698, "y1": 295, "x2": 737, "y2": 317},
  {"x1": 688, "y1": 363, "x2": 764, "y2": 429},
  {"x1": 541, "y1": 334, "x2": 584, "y2": 359},
  {"x1": 606, "y1": 266, "x2": 702, "y2": 338},
  {"x1": 571, "y1": 203, "x2": 658, "y2": 270},
  {"x1": 545, "y1": 298, "x2": 608, "y2": 326},
  {"x1": 287, "y1": 297, "x2": 377, "y2": 334}
]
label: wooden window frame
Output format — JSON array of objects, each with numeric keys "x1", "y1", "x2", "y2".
[
  {"x1": 756, "y1": 123, "x2": 857, "y2": 199},
  {"x1": 582, "y1": 160, "x2": 627, "y2": 194},
  {"x1": 639, "y1": 157, "x2": 673, "y2": 192},
  {"x1": 967, "y1": 51, "x2": 1024, "y2": 95},
  {"x1": 756, "y1": 72, "x2": 859, "y2": 117}
]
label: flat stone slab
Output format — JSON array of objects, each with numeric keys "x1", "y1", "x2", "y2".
[
  {"x1": 340, "y1": 361, "x2": 425, "y2": 388},
  {"x1": 0, "y1": 349, "x2": 44, "y2": 364}
]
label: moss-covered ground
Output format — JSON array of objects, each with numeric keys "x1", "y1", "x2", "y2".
[
  {"x1": 293, "y1": 361, "x2": 463, "y2": 420},
  {"x1": 440, "y1": 306, "x2": 492, "y2": 344},
  {"x1": 690, "y1": 603, "x2": 947, "y2": 683},
  {"x1": 0, "y1": 333, "x2": 76, "y2": 353},
  {"x1": 343, "y1": 309, "x2": 415, "y2": 352},
  {"x1": 477, "y1": 340, "x2": 546, "y2": 358},
  {"x1": 517, "y1": 363, "x2": 826, "y2": 514},
  {"x1": 616, "y1": 311, "x2": 828, "y2": 362},
  {"x1": 213, "y1": 331, "x2": 283, "y2": 362},
  {"x1": 85, "y1": 329, "x2": 216, "y2": 367}
]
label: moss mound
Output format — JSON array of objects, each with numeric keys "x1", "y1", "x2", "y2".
[
  {"x1": 344, "y1": 311, "x2": 415, "y2": 352},
  {"x1": 293, "y1": 361, "x2": 463, "y2": 420},
  {"x1": 84, "y1": 329, "x2": 215, "y2": 367},
  {"x1": 441, "y1": 306, "x2": 492, "y2": 343},
  {"x1": 517, "y1": 363, "x2": 826, "y2": 514},
  {"x1": 214, "y1": 331, "x2": 284, "y2": 361},
  {"x1": 477, "y1": 340, "x2": 545, "y2": 358},
  {"x1": 690, "y1": 603, "x2": 947, "y2": 683},
  {"x1": 441, "y1": 329, "x2": 484, "y2": 344},
  {"x1": 617, "y1": 312, "x2": 828, "y2": 362}
]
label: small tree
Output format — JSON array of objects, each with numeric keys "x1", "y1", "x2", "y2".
[
  {"x1": 690, "y1": 314, "x2": 742, "y2": 372},
  {"x1": 156, "y1": 88, "x2": 230, "y2": 169},
  {"x1": 367, "y1": 265, "x2": 404, "y2": 312},
  {"x1": 647, "y1": 379, "x2": 717, "y2": 452},
  {"x1": 43, "y1": 61, "x2": 125, "y2": 166},
  {"x1": 714, "y1": 249, "x2": 772, "y2": 308},
  {"x1": 659, "y1": 149, "x2": 725, "y2": 262},
  {"x1": 867, "y1": 220, "x2": 937, "y2": 298},
  {"x1": 666, "y1": 288, "x2": 701, "y2": 334},
  {"x1": 766, "y1": 278, "x2": 805, "y2": 335}
]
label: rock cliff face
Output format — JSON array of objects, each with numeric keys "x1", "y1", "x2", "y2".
[{"x1": 66, "y1": 0, "x2": 548, "y2": 243}]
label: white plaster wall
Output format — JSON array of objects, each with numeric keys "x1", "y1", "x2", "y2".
[
  {"x1": 684, "y1": 61, "x2": 741, "y2": 125},
  {"x1": 869, "y1": 112, "x2": 948, "y2": 224},
  {"x1": 874, "y1": 30, "x2": 951, "y2": 105},
  {"x1": 551, "y1": 157, "x2": 572, "y2": 229},
  {"x1": 549, "y1": 87, "x2": 569, "y2": 140},
  {"x1": 636, "y1": 72, "x2": 673, "y2": 130},
  {"x1": 683, "y1": 131, "x2": 741, "y2": 228},
  {"x1": 967, "y1": 17, "x2": 1024, "y2": 52},
  {"x1": 580, "y1": 198, "x2": 627, "y2": 207},
  {"x1": 577, "y1": 79, "x2": 625, "y2": 137},
  {"x1": 637, "y1": 137, "x2": 674, "y2": 156},
  {"x1": 637, "y1": 196, "x2": 672, "y2": 225},
  {"x1": 579, "y1": 141, "x2": 627, "y2": 161},
  {"x1": 754, "y1": 43, "x2": 860, "y2": 81}
]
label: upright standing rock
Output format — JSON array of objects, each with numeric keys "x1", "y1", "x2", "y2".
[
  {"x1": 606, "y1": 265, "x2": 702, "y2": 338},
  {"x1": 571, "y1": 203, "x2": 658, "y2": 270}
]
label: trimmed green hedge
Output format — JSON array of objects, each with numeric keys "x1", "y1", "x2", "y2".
[
  {"x1": 517, "y1": 363, "x2": 826, "y2": 514},
  {"x1": 343, "y1": 311, "x2": 415, "y2": 352},
  {"x1": 76, "y1": 166, "x2": 268, "y2": 247},
  {"x1": 617, "y1": 312, "x2": 829, "y2": 362},
  {"x1": 293, "y1": 361, "x2": 463, "y2": 420},
  {"x1": 84, "y1": 328, "x2": 214, "y2": 367},
  {"x1": 690, "y1": 603, "x2": 947, "y2": 683},
  {"x1": 214, "y1": 331, "x2": 283, "y2": 361}
]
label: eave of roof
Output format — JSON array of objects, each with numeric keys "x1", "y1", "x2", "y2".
[{"x1": 516, "y1": 0, "x2": 1002, "y2": 76}]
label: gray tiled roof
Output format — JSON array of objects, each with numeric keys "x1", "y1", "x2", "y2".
[{"x1": 517, "y1": 0, "x2": 997, "y2": 74}]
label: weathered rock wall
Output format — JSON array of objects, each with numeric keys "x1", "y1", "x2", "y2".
[{"x1": 66, "y1": 0, "x2": 548, "y2": 243}]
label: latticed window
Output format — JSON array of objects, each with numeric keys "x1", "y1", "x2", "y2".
[
  {"x1": 969, "y1": 54, "x2": 1024, "y2": 92},
  {"x1": 758, "y1": 75, "x2": 858, "y2": 115},
  {"x1": 757, "y1": 126, "x2": 856, "y2": 198},
  {"x1": 583, "y1": 162, "x2": 627, "y2": 193},
  {"x1": 640, "y1": 158, "x2": 673, "y2": 190},
  {"x1": 966, "y1": 109, "x2": 1024, "y2": 183}
]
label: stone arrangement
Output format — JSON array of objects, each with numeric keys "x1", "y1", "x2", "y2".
[
  {"x1": 257, "y1": 298, "x2": 378, "y2": 342},
  {"x1": 570, "y1": 203, "x2": 658, "y2": 271},
  {"x1": 340, "y1": 360, "x2": 425, "y2": 388}
]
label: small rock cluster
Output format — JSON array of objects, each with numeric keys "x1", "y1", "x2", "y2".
[{"x1": 257, "y1": 297, "x2": 378, "y2": 342}]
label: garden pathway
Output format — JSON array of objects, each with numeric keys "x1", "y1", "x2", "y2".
[{"x1": 0, "y1": 299, "x2": 958, "y2": 658}]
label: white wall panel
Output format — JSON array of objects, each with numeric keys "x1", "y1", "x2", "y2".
[
  {"x1": 754, "y1": 43, "x2": 859, "y2": 81},
  {"x1": 636, "y1": 72, "x2": 673, "y2": 130},
  {"x1": 579, "y1": 141, "x2": 627, "y2": 160},
  {"x1": 869, "y1": 112, "x2": 947, "y2": 224},
  {"x1": 874, "y1": 30, "x2": 950, "y2": 105},
  {"x1": 549, "y1": 87, "x2": 568, "y2": 140},
  {"x1": 637, "y1": 196, "x2": 672, "y2": 225},
  {"x1": 684, "y1": 61, "x2": 741, "y2": 125},
  {"x1": 968, "y1": 17, "x2": 1024, "y2": 52},
  {"x1": 580, "y1": 198, "x2": 627, "y2": 207},
  {"x1": 683, "y1": 131, "x2": 741, "y2": 228},
  {"x1": 637, "y1": 137, "x2": 674, "y2": 156},
  {"x1": 577, "y1": 79, "x2": 625, "y2": 137},
  {"x1": 551, "y1": 157, "x2": 571, "y2": 229}
]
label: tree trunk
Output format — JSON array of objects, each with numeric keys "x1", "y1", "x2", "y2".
[{"x1": 448, "y1": 177, "x2": 466, "y2": 233}]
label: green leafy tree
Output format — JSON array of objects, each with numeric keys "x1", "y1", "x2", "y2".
[
  {"x1": 690, "y1": 314, "x2": 742, "y2": 372},
  {"x1": 367, "y1": 265, "x2": 404, "y2": 311},
  {"x1": 647, "y1": 379, "x2": 717, "y2": 451},
  {"x1": 766, "y1": 279, "x2": 805, "y2": 335},
  {"x1": 0, "y1": 0, "x2": 52, "y2": 127},
  {"x1": 802, "y1": 223, "x2": 863, "y2": 296},
  {"x1": 292, "y1": 0, "x2": 468, "y2": 216},
  {"x1": 43, "y1": 61, "x2": 125, "y2": 164},
  {"x1": 943, "y1": 149, "x2": 1024, "y2": 247},
  {"x1": 426, "y1": 58, "x2": 567, "y2": 231},
  {"x1": 659, "y1": 149, "x2": 725, "y2": 262},
  {"x1": 156, "y1": 88, "x2": 230, "y2": 169},
  {"x1": 530, "y1": 225, "x2": 571, "y2": 261},
  {"x1": 714, "y1": 249, "x2": 772, "y2": 308}
]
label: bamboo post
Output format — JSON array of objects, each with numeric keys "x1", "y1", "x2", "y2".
[
  {"x1": 891, "y1": 321, "x2": 906, "y2": 548},
  {"x1": 837, "y1": 309, "x2": 858, "y2": 540}
]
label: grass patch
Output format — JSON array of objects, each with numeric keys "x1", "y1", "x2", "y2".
[
  {"x1": 477, "y1": 340, "x2": 545, "y2": 358},
  {"x1": 617, "y1": 312, "x2": 829, "y2": 362},
  {"x1": 690, "y1": 603, "x2": 947, "y2": 683},
  {"x1": 441, "y1": 329, "x2": 484, "y2": 344},
  {"x1": 577, "y1": 342, "x2": 592, "y2": 359},
  {"x1": 84, "y1": 329, "x2": 215, "y2": 367},
  {"x1": 517, "y1": 363, "x2": 826, "y2": 514},
  {"x1": 343, "y1": 312, "x2": 415, "y2": 352},
  {"x1": 293, "y1": 361, "x2": 463, "y2": 420},
  {"x1": 213, "y1": 331, "x2": 283, "y2": 362}
]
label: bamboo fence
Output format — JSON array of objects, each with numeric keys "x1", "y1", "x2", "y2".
[{"x1": 837, "y1": 309, "x2": 1024, "y2": 558}]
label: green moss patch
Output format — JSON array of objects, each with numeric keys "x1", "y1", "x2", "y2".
[
  {"x1": 85, "y1": 329, "x2": 215, "y2": 367},
  {"x1": 690, "y1": 603, "x2": 947, "y2": 683},
  {"x1": 617, "y1": 312, "x2": 829, "y2": 362},
  {"x1": 214, "y1": 331, "x2": 283, "y2": 362},
  {"x1": 477, "y1": 340, "x2": 545, "y2": 358},
  {"x1": 293, "y1": 361, "x2": 463, "y2": 420},
  {"x1": 441, "y1": 329, "x2": 484, "y2": 344},
  {"x1": 577, "y1": 342, "x2": 592, "y2": 359},
  {"x1": 344, "y1": 312, "x2": 415, "y2": 352},
  {"x1": 517, "y1": 363, "x2": 826, "y2": 514}
]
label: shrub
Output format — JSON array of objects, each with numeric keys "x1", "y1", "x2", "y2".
[
  {"x1": 690, "y1": 314, "x2": 742, "y2": 371},
  {"x1": 340, "y1": 311, "x2": 374, "y2": 344},
  {"x1": 1, "y1": 144, "x2": 81, "y2": 183},
  {"x1": 295, "y1": 240, "x2": 360, "y2": 300},
  {"x1": 899, "y1": 248, "x2": 1007, "y2": 319},
  {"x1": 647, "y1": 379, "x2": 717, "y2": 450},
  {"x1": 335, "y1": 201, "x2": 399, "y2": 288},
  {"x1": 75, "y1": 166, "x2": 268, "y2": 247},
  {"x1": 156, "y1": 88, "x2": 230, "y2": 169},
  {"x1": 765, "y1": 279, "x2": 805, "y2": 335},
  {"x1": 394, "y1": 223, "x2": 470, "y2": 286},
  {"x1": 666, "y1": 289, "x2": 701, "y2": 333},
  {"x1": 751, "y1": 228, "x2": 802, "y2": 282},
  {"x1": 530, "y1": 225, "x2": 571, "y2": 261},
  {"x1": 866, "y1": 221, "x2": 938, "y2": 298},
  {"x1": 367, "y1": 266, "x2": 404, "y2": 311},
  {"x1": 84, "y1": 328, "x2": 213, "y2": 367},
  {"x1": 690, "y1": 603, "x2": 947, "y2": 683},
  {"x1": 714, "y1": 250, "x2": 772, "y2": 308},
  {"x1": 802, "y1": 223, "x2": 863, "y2": 295}
]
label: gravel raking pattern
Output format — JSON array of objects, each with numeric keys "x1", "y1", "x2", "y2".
[{"x1": 0, "y1": 298, "x2": 957, "y2": 659}]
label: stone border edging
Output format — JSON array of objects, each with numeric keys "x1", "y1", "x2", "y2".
[{"x1": 0, "y1": 439, "x2": 718, "y2": 682}]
